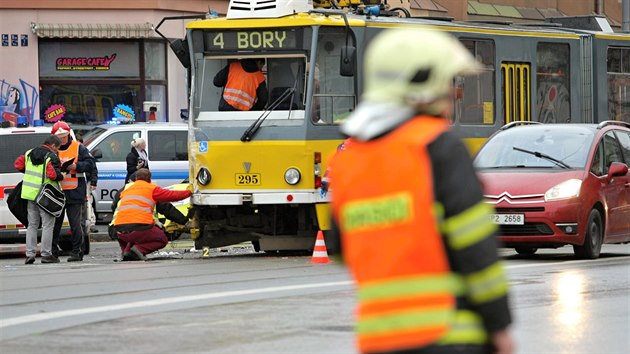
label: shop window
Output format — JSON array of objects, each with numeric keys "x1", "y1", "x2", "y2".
[
  {"x1": 38, "y1": 40, "x2": 168, "y2": 124},
  {"x1": 40, "y1": 84, "x2": 140, "y2": 124},
  {"x1": 145, "y1": 41, "x2": 166, "y2": 80}
]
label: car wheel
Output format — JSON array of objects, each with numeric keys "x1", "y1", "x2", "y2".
[
  {"x1": 515, "y1": 247, "x2": 537, "y2": 255},
  {"x1": 573, "y1": 209, "x2": 602, "y2": 259}
]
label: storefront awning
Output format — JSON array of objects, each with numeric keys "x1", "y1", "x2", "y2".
[{"x1": 31, "y1": 22, "x2": 154, "y2": 39}]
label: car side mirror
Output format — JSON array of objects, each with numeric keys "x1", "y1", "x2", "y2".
[
  {"x1": 607, "y1": 162, "x2": 628, "y2": 179},
  {"x1": 92, "y1": 148, "x2": 103, "y2": 160}
]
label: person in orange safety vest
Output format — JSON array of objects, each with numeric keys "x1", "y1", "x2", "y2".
[
  {"x1": 328, "y1": 28, "x2": 513, "y2": 354},
  {"x1": 50, "y1": 120, "x2": 95, "y2": 262},
  {"x1": 214, "y1": 59, "x2": 268, "y2": 111},
  {"x1": 112, "y1": 168, "x2": 191, "y2": 261}
]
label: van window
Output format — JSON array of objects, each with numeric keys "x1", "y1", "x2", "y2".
[
  {"x1": 94, "y1": 131, "x2": 140, "y2": 162},
  {"x1": 0, "y1": 133, "x2": 50, "y2": 173},
  {"x1": 148, "y1": 131, "x2": 188, "y2": 161}
]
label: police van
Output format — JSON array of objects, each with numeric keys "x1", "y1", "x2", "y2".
[
  {"x1": 0, "y1": 125, "x2": 75, "y2": 252},
  {"x1": 81, "y1": 122, "x2": 189, "y2": 219}
]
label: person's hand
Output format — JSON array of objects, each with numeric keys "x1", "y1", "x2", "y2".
[
  {"x1": 90, "y1": 185, "x2": 97, "y2": 191},
  {"x1": 136, "y1": 160, "x2": 145, "y2": 169},
  {"x1": 67, "y1": 163, "x2": 77, "y2": 172},
  {"x1": 490, "y1": 329, "x2": 514, "y2": 354},
  {"x1": 154, "y1": 219, "x2": 164, "y2": 229}
]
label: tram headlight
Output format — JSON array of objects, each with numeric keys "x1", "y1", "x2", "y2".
[
  {"x1": 196, "y1": 168, "x2": 211, "y2": 186},
  {"x1": 284, "y1": 168, "x2": 301, "y2": 185}
]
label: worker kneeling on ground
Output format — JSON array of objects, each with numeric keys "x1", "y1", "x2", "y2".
[{"x1": 112, "y1": 168, "x2": 191, "y2": 261}]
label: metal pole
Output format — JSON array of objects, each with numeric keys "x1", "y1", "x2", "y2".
[{"x1": 624, "y1": 0, "x2": 630, "y2": 32}]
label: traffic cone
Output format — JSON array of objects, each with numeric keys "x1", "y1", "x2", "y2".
[{"x1": 310, "y1": 230, "x2": 330, "y2": 264}]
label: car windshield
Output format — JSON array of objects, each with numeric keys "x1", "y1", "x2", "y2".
[
  {"x1": 474, "y1": 126, "x2": 595, "y2": 169},
  {"x1": 81, "y1": 127, "x2": 107, "y2": 146}
]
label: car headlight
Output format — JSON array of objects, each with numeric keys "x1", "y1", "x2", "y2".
[
  {"x1": 284, "y1": 168, "x2": 301, "y2": 185},
  {"x1": 544, "y1": 179, "x2": 582, "y2": 201},
  {"x1": 196, "y1": 168, "x2": 211, "y2": 186}
]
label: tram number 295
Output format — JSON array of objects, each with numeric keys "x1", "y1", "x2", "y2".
[{"x1": 235, "y1": 173, "x2": 261, "y2": 185}]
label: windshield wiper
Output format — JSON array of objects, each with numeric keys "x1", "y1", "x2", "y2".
[
  {"x1": 512, "y1": 146, "x2": 571, "y2": 169},
  {"x1": 240, "y1": 87, "x2": 295, "y2": 142}
]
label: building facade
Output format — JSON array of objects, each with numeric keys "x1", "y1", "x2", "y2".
[{"x1": 0, "y1": 0, "x2": 226, "y2": 128}]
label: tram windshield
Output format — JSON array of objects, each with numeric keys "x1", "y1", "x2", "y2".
[
  {"x1": 194, "y1": 54, "x2": 307, "y2": 126},
  {"x1": 190, "y1": 26, "x2": 355, "y2": 128}
]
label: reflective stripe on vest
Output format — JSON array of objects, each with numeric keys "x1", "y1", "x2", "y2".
[
  {"x1": 223, "y1": 62, "x2": 265, "y2": 111},
  {"x1": 330, "y1": 117, "x2": 464, "y2": 353},
  {"x1": 21, "y1": 150, "x2": 56, "y2": 201},
  {"x1": 113, "y1": 180, "x2": 157, "y2": 226},
  {"x1": 58, "y1": 140, "x2": 80, "y2": 190}
]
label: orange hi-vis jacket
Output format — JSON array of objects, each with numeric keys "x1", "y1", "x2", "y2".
[
  {"x1": 58, "y1": 140, "x2": 84, "y2": 190},
  {"x1": 223, "y1": 62, "x2": 265, "y2": 111},
  {"x1": 112, "y1": 180, "x2": 157, "y2": 226},
  {"x1": 330, "y1": 117, "x2": 464, "y2": 353}
]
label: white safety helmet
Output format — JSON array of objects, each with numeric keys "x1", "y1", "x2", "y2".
[
  {"x1": 342, "y1": 27, "x2": 480, "y2": 140},
  {"x1": 364, "y1": 27, "x2": 480, "y2": 106}
]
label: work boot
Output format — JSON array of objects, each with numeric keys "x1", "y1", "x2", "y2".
[
  {"x1": 130, "y1": 246, "x2": 146, "y2": 261},
  {"x1": 25, "y1": 256, "x2": 35, "y2": 265},
  {"x1": 41, "y1": 255, "x2": 60, "y2": 263},
  {"x1": 121, "y1": 252, "x2": 136, "y2": 261},
  {"x1": 67, "y1": 253, "x2": 83, "y2": 262}
]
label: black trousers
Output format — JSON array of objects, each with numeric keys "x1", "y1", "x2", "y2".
[
  {"x1": 369, "y1": 344, "x2": 491, "y2": 354},
  {"x1": 52, "y1": 202, "x2": 84, "y2": 256}
]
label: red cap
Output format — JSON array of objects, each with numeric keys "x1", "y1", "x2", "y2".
[{"x1": 52, "y1": 121, "x2": 71, "y2": 137}]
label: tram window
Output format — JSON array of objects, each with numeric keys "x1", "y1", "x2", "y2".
[
  {"x1": 615, "y1": 130, "x2": 630, "y2": 163},
  {"x1": 455, "y1": 39, "x2": 495, "y2": 125},
  {"x1": 267, "y1": 57, "x2": 305, "y2": 110},
  {"x1": 313, "y1": 27, "x2": 356, "y2": 125},
  {"x1": 537, "y1": 43, "x2": 571, "y2": 123},
  {"x1": 607, "y1": 47, "x2": 630, "y2": 122}
]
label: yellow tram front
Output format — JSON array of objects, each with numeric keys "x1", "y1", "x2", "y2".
[{"x1": 184, "y1": 13, "x2": 359, "y2": 251}]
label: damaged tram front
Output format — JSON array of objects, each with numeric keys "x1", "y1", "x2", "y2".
[{"x1": 167, "y1": 11, "x2": 358, "y2": 252}]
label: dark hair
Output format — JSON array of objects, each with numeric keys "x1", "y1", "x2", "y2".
[
  {"x1": 44, "y1": 134, "x2": 62, "y2": 148},
  {"x1": 135, "y1": 168, "x2": 151, "y2": 182}
]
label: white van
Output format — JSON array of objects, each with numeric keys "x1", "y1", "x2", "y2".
[
  {"x1": 81, "y1": 122, "x2": 189, "y2": 219},
  {"x1": 0, "y1": 126, "x2": 74, "y2": 252}
]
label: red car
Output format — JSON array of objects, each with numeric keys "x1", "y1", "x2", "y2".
[{"x1": 474, "y1": 121, "x2": 630, "y2": 259}]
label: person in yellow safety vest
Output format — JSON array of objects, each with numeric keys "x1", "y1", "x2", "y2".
[
  {"x1": 329, "y1": 28, "x2": 513, "y2": 354},
  {"x1": 214, "y1": 59, "x2": 268, "y2": 111},
  {"x1": 50, "y1": 120, "x2": 96, "y2": 262},
  {"x1": 13, "y1": 134, "x2": 65, "y2": 264},
  {"x1": 112, "y1": 168, "x2": 191, "y2": 261}
]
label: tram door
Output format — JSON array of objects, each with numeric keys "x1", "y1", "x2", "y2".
[{"x1": 501, "y1": 63, "x2": 531, "y2": 124}]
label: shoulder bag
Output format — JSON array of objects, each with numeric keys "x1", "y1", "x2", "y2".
[{"x1": 36, "y1": 157, "x2": 66, "y2": 217}]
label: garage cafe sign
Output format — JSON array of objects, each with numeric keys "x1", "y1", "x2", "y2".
[{"x1": 56, "y1": 53, "x2": 117, "y2": 71}]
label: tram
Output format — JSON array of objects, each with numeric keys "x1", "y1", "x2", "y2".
[{"x1": 157, "y1": 0, "x2": 630, "y2": 252}]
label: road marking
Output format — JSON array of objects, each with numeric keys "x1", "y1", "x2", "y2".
[{"x1": 0, "y1": 281, "x2": 353, "y2": 328}]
